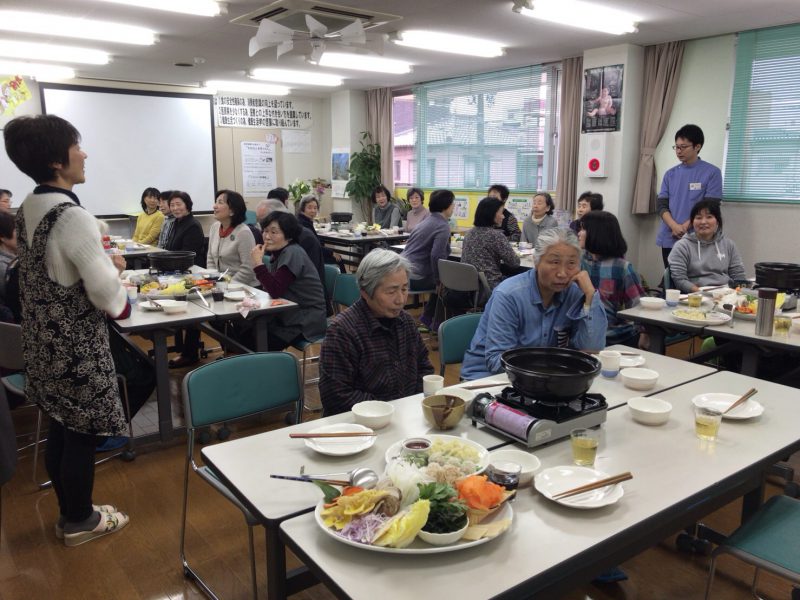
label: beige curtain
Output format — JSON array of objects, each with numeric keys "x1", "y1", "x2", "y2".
[
  {"x1": 631, "y1": 41, "x2": 685, "y2": 214},
  {"x1": 365, "y1": 87, "x2": 394, "y2": 190},
  {"x1": 555, "y1": 56, "x2": 583, "y2": 213}
]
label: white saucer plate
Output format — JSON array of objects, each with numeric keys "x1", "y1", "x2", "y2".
[{"x1": 691, "y1": 392, "x2": 764, "y2": 420}]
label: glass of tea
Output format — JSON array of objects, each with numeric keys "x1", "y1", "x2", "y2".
[
  {"x1": 773, "y1": 316, "x2": 791, "y2": 337},
  {"x1": 570, "y1": 428, "x2": 599, "y2": 466},
  {"x1": 695, "y1": 406, "x2": 722, "y2": 441},
  {"x1": 688, "y1": 293, "x2": 703, "y2": 308}
]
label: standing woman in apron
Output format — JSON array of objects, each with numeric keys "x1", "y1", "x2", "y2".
[{"x1": 4, "y1": 115, "x2": 131, "y2": 546}]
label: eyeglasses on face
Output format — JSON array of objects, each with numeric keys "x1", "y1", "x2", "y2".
[{"x1": 672, "y1": 144, "x2": 694, "y2": 151}]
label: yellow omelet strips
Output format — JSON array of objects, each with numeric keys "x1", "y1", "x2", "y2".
[{"x1": 320, "y1": 489, "x2": 390, "y2": 530}]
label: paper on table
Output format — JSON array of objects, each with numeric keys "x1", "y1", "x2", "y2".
[{"x1": 236, "y1": 297, "x2": 261, "y2": 318}]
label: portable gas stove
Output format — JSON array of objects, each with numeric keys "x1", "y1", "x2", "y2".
[{"x1": 469, "y1": 386, "x2": 607, "y2": 448}]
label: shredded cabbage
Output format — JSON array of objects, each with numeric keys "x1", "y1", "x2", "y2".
[
  {"x1": 338, "y1": 513, "x2": 391, "y2": 544},
  {"x1": 386, "y1": 459, "x2": 433, "y2": 507}
]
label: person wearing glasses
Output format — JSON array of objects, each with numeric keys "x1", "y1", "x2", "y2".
[{"x1": 656, "y1": 124, "x2": 722, "y2": 267}]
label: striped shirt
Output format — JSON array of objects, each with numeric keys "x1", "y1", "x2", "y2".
[
  {"x1": 319, "y1": 298, "x2": 434, "y2": 416},
  {"x1": 157, "y1": 214, "x2": 175, "y2": 248}
]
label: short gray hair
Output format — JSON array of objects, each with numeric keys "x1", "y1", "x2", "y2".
[
  {"x1": 256, "y1": 199, "x2": 290, "y2": 222},
  {"x1": 298, "y1": 194, "x2": 319, "y2": 214},
  {"x1": 356, "y1": 248, "x2": 415, "y2": 297},
  {"x1": 534, "y1": 228, "x2": 581, "y2": 266}
]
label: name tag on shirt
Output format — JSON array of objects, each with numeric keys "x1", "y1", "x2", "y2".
[{"x1": 689, "y1": 182, "x2": 703, "y2": 191}]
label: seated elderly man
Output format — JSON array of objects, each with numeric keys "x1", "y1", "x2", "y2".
[
  {"x1": 461, "y1": 228, "x2": 607, "y2": 380},
  {"x1": 319, "y1": 248, "x2": 434, "y2": 415}
]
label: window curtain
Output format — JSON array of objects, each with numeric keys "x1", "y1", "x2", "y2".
[
  {"x1": 631, "y1": 41, "x2": 685, "y2": 214},
  {"x1": 555, "y1": 56, "x2": 583, "y2": 212},
  {"x1": 366, "y1": 87, "x2": 394, "y2": 191}
]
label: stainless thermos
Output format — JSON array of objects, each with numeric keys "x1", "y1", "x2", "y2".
[{"x1": 754, "y1": 287, "x2": 778, "y2": 336}]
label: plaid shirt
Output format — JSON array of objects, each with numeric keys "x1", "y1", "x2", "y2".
[
  {"x1": 319, "y1": 298, "x2": 434, "y2": 416},
  {"x1": 582, "y1": 254, "x2": 645, "y2": 344},
  {"x1": 157, "y1": 214, "x2": 175, "y2": 248}
]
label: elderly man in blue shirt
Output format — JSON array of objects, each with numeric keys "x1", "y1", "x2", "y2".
[{"x1": 461, "y1": 228, "x2": 607, "y2": 380}]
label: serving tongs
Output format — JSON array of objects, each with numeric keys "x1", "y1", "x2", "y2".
[
  {"x1": 144, "y1": 296, "x2": 163, "y2": 309},
  {"x1": 189, "y1": 286, "x2": 209, "y2": 307}
]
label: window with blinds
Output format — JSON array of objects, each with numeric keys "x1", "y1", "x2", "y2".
[
  {"x1": 725, "y1": 24, "x2": 800, "y2": 204},
  {"x1": 392, "y1": 64, "x2": 560, "y2": 191}
]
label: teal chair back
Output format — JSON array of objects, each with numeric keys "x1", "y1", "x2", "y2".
[
  {"x1": 663, "y1": 266, "x2": 672, "y2": 293},
  {"x1": 333, "y1": 273, "x2": 360, "y2": 309},
  {"x1": 183, "y1": 352, "x2": 303, "y2": 428},
  {"x1": 245, "y1": 210, "x2": 258, "y2": 225},
  {"x1": 324, "y1": 264, "x2": 339, "y2": 302},
  {"x1": 437, "y1": 313, "x2": 483, "y2": 376}
]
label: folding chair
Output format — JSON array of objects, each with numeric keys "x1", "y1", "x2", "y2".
[
  {"x1": 704, "y1": 494, "x2": 800, "y2": 600},
  {"x1": 437, "y1": 259, "x2": 489, "y2": 321},
  {"x1": 180, "y1": 352, "x2": 303, "y2": 600},
  {"x1": 332, "y1": 272, "x2": 360, "y2": 313},
  {"x1": 437, "y1": 314, "x2": 483, "y2": 377}
]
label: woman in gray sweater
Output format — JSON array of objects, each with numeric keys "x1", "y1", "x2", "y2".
[
  {"x1": 521, "y1": 192, "x2": 559, "y2": 245},
  {"x1": 668, "y1": 199, "x2": 746, "y2": 293}
]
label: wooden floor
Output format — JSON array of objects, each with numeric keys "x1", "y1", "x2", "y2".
[{"x1": 1, "y1": 336, "x2": 798, "y2": 600}]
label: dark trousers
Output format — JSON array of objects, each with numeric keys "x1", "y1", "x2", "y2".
[
  {"x1": 45, "y1": 420, "x2": 98, "y2": 522},
  {"x1": 410, "y1": 277, "x2": 441, "y2": 323},
  {"x1": 661, "y1": 246, "x2": 672, "y2": 269}
]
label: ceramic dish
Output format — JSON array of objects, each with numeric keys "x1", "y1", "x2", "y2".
[
  {"x1": 140, "y1": 299, "x2": 187, "y2": 313},
  {"x1": 489, "y1": 449, "x2": 541, "y2": 485},
  {"x1": 671, "y1": 309, "x2": 732, "y2": 326},
  {"x1": 314, "y1": 501, "x2": 511, "y2": 554},
  {"x1": 619, "y1": 355, "x2": 646, "y2": 368},
  {"x1": 224, "y1": 291, "x2": 247, "y2": 301},
  {"x1": 535, "y1": 466, "x2": 625, "y2": 509},
  {"x1": 303, "y1": 423, "x2": 376, "y2": 456},
  {"x1": 384, "y1": 434, "x2": 490, "y2": 473},
  {"x1": 691, "y1": 392, "x2": 764, "y2": 420}
]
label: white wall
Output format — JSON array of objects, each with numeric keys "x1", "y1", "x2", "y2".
[
  {"x1": 637, "y1": 34, "x2": 799, "y2": 287},
  {"x1": 330, "y1": 89, "x2": 367, "y2": 220}
]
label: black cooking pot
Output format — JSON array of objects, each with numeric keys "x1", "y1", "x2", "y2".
[
  {"x1": 148, "y1": 251, "x2": 195, "y2": 272},
  {"x1": 754, "y1": 262, "x2": 800, "y2": 290},
  {"x1": 501, "y1": 347, "x2": 601, "y2": 404}
]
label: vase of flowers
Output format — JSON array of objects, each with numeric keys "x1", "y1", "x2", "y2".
[{"x1": 310, "y1": 177, "x2": 331, "y2": 198}]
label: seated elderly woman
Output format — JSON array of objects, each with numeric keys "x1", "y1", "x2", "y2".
[
  {"x1": 520, "y1": 192, "x2": 558, "y2": 246},
  {"x1": 404, "y1": 187, "x2": 429, "y2": 232},
  {"x1": 297, "y1": 195, "x2": 343, "y2": 271},
  {"x1": 164, "y1": 190, "x2": 204, "y2": 265},
  {"x1": 401, "y1": 189, "x2": 455, "y2": 330},
  {"x1": 668, "y1": 199, "x2": 746, "y2": 293},
  {"x1": 461, "y1": 228, "x2": 607, "y2": 380},
  {"x1": 319, "y1": 249, "x2": 434, "y2": 416},
  {"x1": 371, "y1": 185, "x2": 402, "y2": 229},
  {"x1": 132, "y1": 186, "x2": 164, "y2": 245},
  {"x1": 250, "y1": 212, "x2": 327, "y2": 351},
  {"x1": 461, "y1": 196, "x2": 519, "y2": 291},
  {"x1": 579, "y1": 211, "x2": 647, "y2": 348}
]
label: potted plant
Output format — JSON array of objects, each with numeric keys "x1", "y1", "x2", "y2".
[
  {"x1": 287, "y1": 178, "x2": 311, "y2": 207},
  {"x1": 344, "y1": 131, "x2": 382, "y2": 224}
]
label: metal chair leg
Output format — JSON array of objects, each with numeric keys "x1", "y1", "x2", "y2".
[{"x1": 704, "y1": 554, "x2": 719, "y2": 600}]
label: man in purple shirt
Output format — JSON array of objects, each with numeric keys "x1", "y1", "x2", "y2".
[
  {"x1": 656, "y1": 124, "x2": 722, "y2": 267},
  {"x1": 319, "y1": 249, "x2": 433, "y2": 416}
]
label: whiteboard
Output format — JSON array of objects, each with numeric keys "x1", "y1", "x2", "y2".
[{"x1": 37, "y1": 84, "x2": 216, "y2": 216}]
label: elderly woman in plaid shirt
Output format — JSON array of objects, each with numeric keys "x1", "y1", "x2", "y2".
[{"x1": 578, "y1": 211, "x2": 648, "y2": 349}]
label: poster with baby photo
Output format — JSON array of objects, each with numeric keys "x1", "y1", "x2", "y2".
[{"x1": 582, "y1": 64, "x2": 623, "y2": 133}]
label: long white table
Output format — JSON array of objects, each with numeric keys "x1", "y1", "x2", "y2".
[
  {"x1": 279, "y1": 371, "x2": 800, "y2": 600},
  {"x1": 201, "y1": 385, "x2": 513, "y2": 599},
  {"x1": 618, "y1": 304, "x2": 706, "y2": 354}
]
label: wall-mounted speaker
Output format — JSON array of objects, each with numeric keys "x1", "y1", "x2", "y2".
[{"x1": 584, "y1": 133, "x2": 608, "y2": 178}]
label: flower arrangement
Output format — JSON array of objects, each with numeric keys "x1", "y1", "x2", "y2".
[
  {"x1": 287, "y1": 177, "x2": 331, "y2": 204},
  {"x1": 310, "y1": 177, "x2": 331, "y2": 197}
]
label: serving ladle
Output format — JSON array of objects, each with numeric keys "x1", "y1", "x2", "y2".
[{"x1": 270, "y1": 467, "x2": 379, "y2": 489}]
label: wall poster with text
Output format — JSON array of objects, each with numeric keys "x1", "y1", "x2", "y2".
[{"x1": 582, "y1": 64, "x2": 623, "y2": 133}]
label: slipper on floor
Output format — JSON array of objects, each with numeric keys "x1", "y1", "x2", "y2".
[
  {"x1": 55, "y1": 504, "x2": 119, "y2": 539},
  {"x1": 64, "y1": 511, "x2": 129, "y2": 547}
]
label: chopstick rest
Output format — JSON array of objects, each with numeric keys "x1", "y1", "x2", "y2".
[
  {"x1": 552, "y1": 472, "x2": 633, "y2": 500},
  {"x1": 723, "y1": 388, "x2": 758, "y2": 414}
]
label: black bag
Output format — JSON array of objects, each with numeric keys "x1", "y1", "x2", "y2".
[
  {"x1": 3, "y1": 257, "x2": 20, "y2": 323},
  {"x1": 108, "y1": 327, "x2": 155, "y2": 420}
]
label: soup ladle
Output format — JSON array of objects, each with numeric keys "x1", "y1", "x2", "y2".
[{"x1": 270, "y1": 467, "x2": 379, "y2": 489}]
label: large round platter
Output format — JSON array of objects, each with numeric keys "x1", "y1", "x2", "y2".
[
  {"x1": 314, "y1": 500, "x2": 512, "y2": 554},
  {"x1": 303, "y1": 423, "x2": 376, "y2": 456},
  {"x1": 384, "y1": 434, "x2": 490, "y2": 473},
  {"x1": 535, "y1": 466, "x2": 625, "y2": 509},
  {"x1": 691, "y1": 393, "x2": 764, "y2": 420},
  {"x1": 671, "y1": 309, "x2": 731, "y2": 326}
]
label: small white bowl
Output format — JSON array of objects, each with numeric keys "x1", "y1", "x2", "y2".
[
  {"x1": 489, "y1": 449, "x2": 541, "y2": 486},
  {"x1": 351, "y1": 401, "x2": 394, "y2": 429},
  {"x1": 628, "y1": 396, "x2": 672, "y2": 425},
  {"x1": 158, "y1": 299, "x2": 188, "y2": 314},
  {"x1": 639, "y1": 297, "x2": 666, "y2": 310},
  {"x1": 417, "y1": 521, "x2": 468, "y2": 546},
  {"x1": 620, "y1": 367, "x2": 659, "y2": 391}
]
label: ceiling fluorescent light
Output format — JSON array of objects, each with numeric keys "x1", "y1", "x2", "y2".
[
  {"x1": 205, "y1": 80, "x2": 290, "y2": 96},
  {"x1": 0, "y1": 40, "x2": 110, "y2": 65},
  {"x1": 250, "y1": 68, "x2": 343, "y2": 87},
  {"x1": 520, "y1": 0, "x2": 638, "y2": 35},
  {"x1": 317, "y1": 53, "x2": 411, "y2": 74},
  {"x1": 92, "y1": 0, "x2": 224, "y2": 17},
  {"x1": 0, "y1": 60, "x2": 75, "y2": 81},
  {"x1": 394, "y1": 30, "x2": 504, "y2": 58},
  {"x1": 0, "y1": 11, "x2": 157, "y2": 45}
]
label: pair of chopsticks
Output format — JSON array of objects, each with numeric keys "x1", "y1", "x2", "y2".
[
  {"x1": 289, "y1": 432, "x2": 376, "y2": 439},
  {"x1": 723, "y1": 388, "x2": 758, "y2": 414},
  {"x1": 460, "y1": 381, "x2": 507, "y2": 390},
  {"x1": 552, "y1": 472, "x2": 633, "y2": 500},
  {"x1": 270, "y1": 474, "x2": 350, "y2": 486}
]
